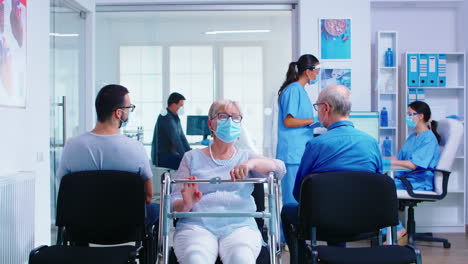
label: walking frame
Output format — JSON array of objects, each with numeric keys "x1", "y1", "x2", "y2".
[{"x1": 157, "y1": 172, "x2": 283, "y2": 264}]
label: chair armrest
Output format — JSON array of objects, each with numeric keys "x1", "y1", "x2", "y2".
[
  {"x1": 398, "y1": 169, "x2": 450, "y2": 199},
  {"x1": 29, "y1": 245, "x2": 49, "y2": 260}
]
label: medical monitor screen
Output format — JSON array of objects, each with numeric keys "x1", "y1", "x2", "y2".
[
  {"x1": 186, "y1": 115, "x2": 210, "y2": 136},
  {"x1": 349, "y1": 112, "x2": 379, "y2": 142}
]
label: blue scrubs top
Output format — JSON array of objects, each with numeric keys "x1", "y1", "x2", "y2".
[
  {"x1": 276, "y1": 82, "x2": 314, "y2": 164},
  {"x1": 293, "y1": 120, "x2": 383, "y2": 201},
  {"x1": 395, "y1": 130, "x2": 440, "y2": 191}
]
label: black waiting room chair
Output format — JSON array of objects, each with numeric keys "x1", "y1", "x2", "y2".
[
  {"x1": 295, "y1": 171, "x2": 421, "y2": 264},
  {"x1": 29, "y1": 170, "x2": 158, "y2": 264}
]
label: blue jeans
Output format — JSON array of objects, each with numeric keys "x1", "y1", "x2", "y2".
[{"x1": 146, "y1": 203, "x2": 160, "y2": 227}]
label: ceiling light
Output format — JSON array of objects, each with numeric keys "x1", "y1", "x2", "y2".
[
  {"x1": 205, "y1": 30, "x2": 270, "y2": 35},
  {"x1": 49, "y1": 33, "x2": 79, "y2": 37}
]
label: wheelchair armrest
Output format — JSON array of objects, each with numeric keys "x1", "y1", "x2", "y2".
[{"x1": 398, "y1": 169, "x2": 450, "y2": 200}]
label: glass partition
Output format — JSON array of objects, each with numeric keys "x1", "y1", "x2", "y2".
[{"x1": 96, "y1": 10, "x2": 292, "y2": 156}]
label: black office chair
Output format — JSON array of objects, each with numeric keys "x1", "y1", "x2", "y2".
[
  {"x1": 295, "y1": 171, "x2": 421, "y2": 264},
  {"x1": 397, "y1": 118, "x2": 463, "y2": 248},
  {"x1": 29, "y1": 170, "x2": 158, "y2": 264}
]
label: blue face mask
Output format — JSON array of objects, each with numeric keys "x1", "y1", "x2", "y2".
[
  {"x1": 309, "y1": 79, "x2": 318, "y2": 85},
  {"x1": 120, "y1": 110, "x2": 130, "y2": 128},
  {"x1": 405, "y1": 116, "x2": 417, "y2": 128},
  {"x1": 215, "y1": 119, "x2": 241, "y2": 143}
]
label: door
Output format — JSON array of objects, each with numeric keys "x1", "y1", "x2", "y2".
[{"x1": 50, "y1": 0, "x2": 86, "y2": 224}]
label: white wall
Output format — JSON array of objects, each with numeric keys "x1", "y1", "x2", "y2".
[
  {"x1": 0, "y1": 1, "x2": 51, "y2": 245},
  {"x1": 297, "y1": 0, "x2": 372, "y2": 111},
  {"x1": 372, "y1": 7, "x2": 457, "y2": 55}
]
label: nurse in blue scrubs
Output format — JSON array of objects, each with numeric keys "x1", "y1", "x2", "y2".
[
  {"x1": 384, "y1": 101, "x2": 441, "y2": 242},
  {"x1": 388, "y1": 101, "x2": 440, "y2": 190},
  {"x1": 276, "y1": 54, "x2": 320, "y2": 207}
]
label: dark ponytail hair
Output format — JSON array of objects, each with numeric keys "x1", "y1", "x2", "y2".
[
  {"x1": 408, "y1": 101, "x2": 441, "y2": 143},
  {"x1": 278, "y1": 54, "x2": 319, "y2": 97}
]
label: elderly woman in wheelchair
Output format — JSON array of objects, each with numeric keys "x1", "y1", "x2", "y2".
[{"x1": 170, "y1": 99, "x2": 286, "y2": 264}]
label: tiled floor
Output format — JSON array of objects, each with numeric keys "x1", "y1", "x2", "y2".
[{"x1": 280, "y1": 233, "x2": 468, "y2": 264}]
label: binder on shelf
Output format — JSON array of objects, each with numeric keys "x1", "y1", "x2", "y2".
[
  {"x1": 418, "y1": 54, "x2": 428, "y2": 86},
  {"x1": 437, "y1": 54, "x2": 447, "y2": 87},
  {"x1": 408, "y1": 88, "x2": 417, "y2": 104},
  {"x1": 427, "y1": 53, "x2": 438, "y2": 86},
  {"x1": 416, "y1": 89, "x2": 425, "y2": 101},
  {"x1": 407, "y1": 53, "x2": 419, "y2": 87}
]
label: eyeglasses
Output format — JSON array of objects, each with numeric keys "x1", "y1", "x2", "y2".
[
  {"x1": 309, "y1": 64, "x2": 322, "y2": 71},
  {"x1": 407, "y1": 112, "x2": 420, "y2": 117},
  {"x1": 313, "y1": 103, "x2": 325, "y2": 111},
  {"x1": 117, "y1": 104, "x2": 136, "y2": 112},
  {"x1": 214, "y1": 112, "x2": 243, "y2": 123}
]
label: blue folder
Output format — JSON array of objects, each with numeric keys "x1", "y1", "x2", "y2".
[
  {"x1": 437, "y1": 54, "x2": 447, "y2": 87},
  {"x1": 427, "y1": 54, "x2": 438, "y2": 86},
  {"x1": 407, "y1": 54, "x2": 419, "y2": 87},
  {"x1": 418, "y1": 54, "x2": 428, "y2": 86},
  {"x1": 408, "y1": 88, "x2": 417, "y2": 104},
  {"x1": 416, "y1": 89, "x2": 425, "y2": 101}
]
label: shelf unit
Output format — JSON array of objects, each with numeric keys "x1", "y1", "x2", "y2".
[
  {"x1": 375, "y1": 31, "x2": 399, "y2": 154},
  {"x1": 401, "y1": 52, "x2": 466, "y2": 232}
]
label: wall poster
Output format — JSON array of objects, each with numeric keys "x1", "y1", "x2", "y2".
[
  {"x1": 0, "y1": 0, "x2": 27, "y2": 108},
  {"x1": 320, "y1": 18, "x2": 351, "y2": 60},
  {"x1": 321, "y1": 68, "x2": 351, "y2": 90}
]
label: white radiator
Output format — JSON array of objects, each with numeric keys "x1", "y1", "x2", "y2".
[{"x1": 0, "y1": 171, "x2": 35, "y2": 264}]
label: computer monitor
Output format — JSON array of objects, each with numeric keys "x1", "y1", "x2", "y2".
[
  {"x1": 186, "y1": 115, "x2": 210, "y2": 139},
  {"x1": 349, "y1": 111, "x2": 380, "y2": 142}
]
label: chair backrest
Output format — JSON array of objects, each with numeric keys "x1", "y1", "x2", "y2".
[
  {"x1": 434, "y1": 119, "x2": 464, "y2": 194},
  {"x1": 56, "y1": 170, "x2": 146, "y2": 244},
  {"x1": 298, "y1": 171, "x2": 398, "y2": 242}
]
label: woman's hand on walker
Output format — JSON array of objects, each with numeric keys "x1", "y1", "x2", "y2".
[
  {"x1": 230, "y1": 161, "x2": 254, "y2": 181},
  {"x1": 181, "y1": 176, "x2": 202, "y2": 211}
]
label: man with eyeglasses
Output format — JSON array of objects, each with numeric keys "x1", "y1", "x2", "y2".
[
  {"x1": 281, "y1": 85, "x2": 382, "y2": 261},
  {"x1": 57, "y1": 84, "x2": 159, "y2": 226},
  {"x1": 151, "y1": 92, "x2": 191, "y2": 170}
]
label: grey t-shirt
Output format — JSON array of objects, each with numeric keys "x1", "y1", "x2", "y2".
[{"x1": 57, "y1": 132, "x2": 152, "y2": 181}]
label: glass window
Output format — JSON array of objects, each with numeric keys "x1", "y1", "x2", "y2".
[
  {"x1": 170, "y1": 46, "x2": 214, "y2": 143},
  {"x1": 120, "y1": 45, "x2": 163, "y2": 145},
  {"x1": 97, "y1": 10, "x2": 292, "y2": 156},
  {"x1": 223, "y1": 46, "x2": 263, "y2": 151}
]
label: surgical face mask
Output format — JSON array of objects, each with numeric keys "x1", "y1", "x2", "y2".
[
  {"x1": 119, "y1": 110, "x2": 130, "y2": 128},
  {"x1": 214, "y1": 119, "x2": 241, "y2": 143},
  {"x1": 177, "y1": 106, "x2": 185, "y2": 116},
  {"x1": 405, "y1": 116, "x2": 417, "y2": 128},
  {"x1": 309, "y1": 79, "x2": 318, "y2": 85}
]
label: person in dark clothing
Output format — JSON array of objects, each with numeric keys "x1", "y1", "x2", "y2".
[{"x1": 151, "y1": 92, "x2": 191, "y2": 170}]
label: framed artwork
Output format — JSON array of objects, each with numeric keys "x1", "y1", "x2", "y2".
[
  {"x1": 320, "y1": 18, "x2": 351, "y2": 60},
  {"x1": 321, "y1": 68, "x2": 351, "y2": 90},
  {"x1": 0, "y1": 0, "x2": 27, "y2": 108}
]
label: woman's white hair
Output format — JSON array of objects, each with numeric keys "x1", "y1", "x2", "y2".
[
  {"x1": 208, "y1": 99, "x2": 242, "y2": 119},
  {"x1": 318, "y1": 85, "x2": 352, "y2": 116}
]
